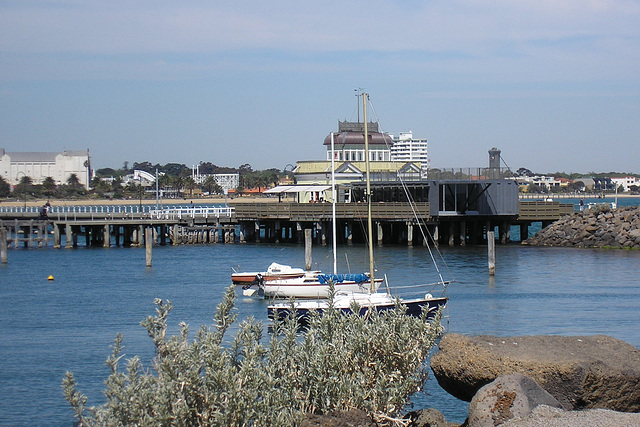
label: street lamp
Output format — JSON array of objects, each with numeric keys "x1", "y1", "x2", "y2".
[{"x1": 16, "y1": 171, "x2": 26, "y2": 210}]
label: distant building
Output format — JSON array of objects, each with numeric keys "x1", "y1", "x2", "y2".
[
  {"x1": 517, "y1": 175, "x2": 567, "y2": 191},
  {"x1": 0, "y1": 148, "x2": 91, "y2": 189},
  {"x1": 324, "y1": 121, "x2": 394, "y2": 162},
  {"x1": 191, "y1": 166, "x2": 239, "y2": 193},
  {"x1": 294, "y1": 160, "x2": 422, "y2": 187},
  {"x1": 390, "y1": 132, "x2": 429, "y2": 177},
  {"x1": 298, "y1": 121, "x2": 422, "y2": 185},
  {"x1": 574, "y1": 178, "x2": 595, "y2": 191},
  {"x1": 610, "y1": 176, "x2": 640, "y2": 192}
]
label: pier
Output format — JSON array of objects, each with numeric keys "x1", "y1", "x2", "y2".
[
  {"x1": 0, "y1": 198, "x2": 573, "y2": 249},
  {"x1": 0, "y1": 205, "x2": 236, "y2": 249}
]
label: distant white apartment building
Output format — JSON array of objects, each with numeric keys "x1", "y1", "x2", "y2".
[
  {"x1": 0, "y1": 148, "x2": 91, "y2": 189},
  {"x1": 390, "y1": 132, "x2": 428, "y2": 177},
  {"x1": 610, "y1": 176, "x2": 640, "y2": 192},
  {"x1": 191, "y1": 166, "x2": 239, "y2": 193}
]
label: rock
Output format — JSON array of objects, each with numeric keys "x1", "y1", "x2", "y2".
[
  {"x1": 501, "y1": 405, "x2": 640, "y2": 427},
  {"x1": 523, "y1": 206, "x2": 640, "y2": 249},
  {"x1": 405, "y1": 408, "x2": 459, "y2": 427},
  {"x1": 300, "y1": 409, "x2": 376, "y2": 427},
  {"x1": 466, "y1": 374, "x2": 562, "y2": 427},
  {"x1": 430, "y1": 334, "x2": 640, "y2": 412}
]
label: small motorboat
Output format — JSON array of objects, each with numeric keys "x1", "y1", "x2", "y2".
[{"x1": 231, "y1": 262, "x2": 312, "y2": 285}]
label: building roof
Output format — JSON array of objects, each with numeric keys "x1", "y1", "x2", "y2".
[
  {"x1": 295, "y1": 160, "x2": 422, "y2": 174},
  {"x1": 264, "y1": 185, "x2": 331, "y2": 194},
  {"x1": 2, "y1": 152, "x2": 58, "y2": 162},
  {"x1": 323, "y1": 129, "x2": 394, "y2": 147},
  {"x1": 1, "y1": 149, "x2": 89, "y2": 162}
]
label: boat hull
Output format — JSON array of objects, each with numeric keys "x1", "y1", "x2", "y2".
[
  {"x1": 261, "y1": 276, "x2": 382, "y2": 299},
  {"x1": 231, "y1": 272, "x2": 307, "y2": 285},
  {"x1": 267, "y1": 294, "x2": 448, "y2": 322},
  {"x1": 231, "y1": 262, "x2": 313, "y2": 285}
]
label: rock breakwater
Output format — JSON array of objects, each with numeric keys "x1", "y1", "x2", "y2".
[{"x1": 524, "y1": 205, "x2": 640, "y2": 248}]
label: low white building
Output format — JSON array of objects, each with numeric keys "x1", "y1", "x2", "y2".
[
  {"x1": 191, "y1": 167, "x2": 239, "y2": 193},
  {"x1": 0, "y1": 148, "x2": 91, "y2": 189},
  {"x1": 610, "y1": 176, "x2": 640, "y2": 192},
  {"x1": 518, "y1": 175, "x2": 566, "y2": 191}
]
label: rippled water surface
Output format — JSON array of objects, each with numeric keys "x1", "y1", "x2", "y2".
[{"x1": 1, "y1": 239, "x2": 639, "y2": 424}]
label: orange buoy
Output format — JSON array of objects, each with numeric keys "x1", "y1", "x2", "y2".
[{"x1": 47, "y1": 275, "x2": 54, "y2": 281}]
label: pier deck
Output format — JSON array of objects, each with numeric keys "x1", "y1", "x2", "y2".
[{"x1": 0, "y1": 200, "x2": 574, "y2": 248}]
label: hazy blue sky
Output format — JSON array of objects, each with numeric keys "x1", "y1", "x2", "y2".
[{"x1": 1, "y1": 0, "x2": 638, "y2": 173}]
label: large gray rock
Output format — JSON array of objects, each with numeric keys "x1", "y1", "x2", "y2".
[
  {"x1": 466, "y1": 374, "x2": 562, "y2": 427},
  {"x1": 430, "y1": 334, "x2": 640, "y2": 412},
  {"x1": 501, "y1": 405, "x2": 640, "y2": 427}
]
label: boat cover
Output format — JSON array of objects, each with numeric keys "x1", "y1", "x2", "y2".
[{"x1": 317, "y1": 273, "x2": 368, "y2": 284}]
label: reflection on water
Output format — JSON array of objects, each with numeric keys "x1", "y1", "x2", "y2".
[{"x1": 1, "y1": 242, "x2": 639, "y2": 424}]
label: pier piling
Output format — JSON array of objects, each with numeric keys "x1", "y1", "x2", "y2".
[
  {"x1": 305, "y1": 229, "x2": 312, "y2": 271},
  {"x1": 145, "y1": 228, "x2": 152, "y2": 267},
  {"x1": 1, "y1": 228, "x2": 7, "y2": 264},
  {"x1": 487, "y1": 230, "x2": 496, "y2": 276}
]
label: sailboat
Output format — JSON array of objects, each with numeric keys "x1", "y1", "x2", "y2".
[
  {"x1": 267, "y1": 92, "x2": 449, "y2": 321},
  {"x1": 237, "y1": 131, "x2": 382, "y2": 299}
]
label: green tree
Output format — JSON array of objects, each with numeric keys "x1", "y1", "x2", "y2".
[
  {"x1": 42, "y1": 176, "x2": 57, "y2": 199},
  {"x1": 132, "y1": 161, "x2": 154, "y2": 173},
  {"x1": 90, "y1": 177, "x2": 112, "y2": 197},
  {"x1": 183, "y1": 176, "x2": 197, "y2": 197},
  {"x1": 66, "y1": 173, "x2": 82, "y2": 188},
  {"x1": 95, "y1": 168, "x2": 118, "y2": 178},
  {"x1": 202, "y1": 176, "x2": 223, "y2": 195},
  {"x1": 16, "y1": 175, "x2": 33, "y2": 200},
  {"x1": 0, "y1": 176, "x2": 11, "y2": 197},
  {"x1": 63, "y1": 285, "x2": 444, "y2": 426},
  {"x1": 162, "y1": 163, "x2": 189, "y2": 176}
]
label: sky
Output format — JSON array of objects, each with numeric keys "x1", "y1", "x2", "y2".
[{"x1": 1, "y1": 0, "x2": 639, "y2": 174}]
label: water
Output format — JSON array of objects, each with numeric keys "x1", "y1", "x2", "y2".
[{"x1": 2, "y1": 239, "x2": 640, "y2": 425}]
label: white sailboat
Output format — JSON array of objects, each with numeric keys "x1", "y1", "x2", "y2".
[
  {"x1": 268, "y1": 92, "x2": 449, "y2": 320},
  {"x1": 238, "y1": 131, "x2": 382, "y2": 299}
]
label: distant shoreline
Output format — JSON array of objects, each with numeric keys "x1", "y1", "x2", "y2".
[{"x1": 519, "y1": 194, "x2": 638, "y2": 200}]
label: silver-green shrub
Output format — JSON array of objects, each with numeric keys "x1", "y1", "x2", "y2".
[{"x1": 63, "y1": 285, "x2": 444, "y2": 426}]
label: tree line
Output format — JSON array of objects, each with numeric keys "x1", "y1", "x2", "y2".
[
  {"x1": 0, "y1": 174, "x2": 86, "y2": 199},
  {"x1": 91, "y1": 161, "x2": 287, "y2": 199},
  {"x1": 0, "y1": 161, "x2": 289, "y2": 200}
]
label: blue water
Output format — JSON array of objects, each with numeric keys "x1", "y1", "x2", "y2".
[{"x1": 2, "y1": 236, "x2": 640, "y2": 424}]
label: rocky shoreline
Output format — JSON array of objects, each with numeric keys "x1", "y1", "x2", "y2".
[
  {"x1": 305, "y1": 334, "x2": 640, "y2": 426},
  {"x1": 523, "y1": 205, "x2": 640, "y2": 249},
  {"x1": 425, "y1": 333, "x2": 640, "y2": 426}
]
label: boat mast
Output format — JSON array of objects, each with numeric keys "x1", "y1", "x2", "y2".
[
  {"x1": 330, "y1": 132, "x2": 337, "y2": 275},
  {"x1": 362, "y1": 92, "x2": 375, "y2": 290}
]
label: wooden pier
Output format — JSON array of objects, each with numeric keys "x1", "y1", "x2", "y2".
[
  {"x1": 0, "y1": 205, "x2": 236, "y2": 249},
  {"x1": 0, "y1": 199, "x2": 574, "y2": 249},
  {"x1": 232, "y1": 200, "x2": 574, "y2": 246}
]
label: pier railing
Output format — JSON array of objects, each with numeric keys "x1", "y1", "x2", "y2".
[
  {"x1": 517, "y1": 200, "x2": 574, "y2": 221},
  {"x1": 0, "y1": 205, "x2": 234, "y2": 221},
  {"x1": 148, "y1": 206, "x2": 234, "y2": 220},
  {"x1": 232, "y1": 202, "x2": 432, "y2": 222}
]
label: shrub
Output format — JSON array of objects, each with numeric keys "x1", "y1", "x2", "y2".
[{"x1": 63, "y1": 285, "x2": 444, "y2": 426}]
